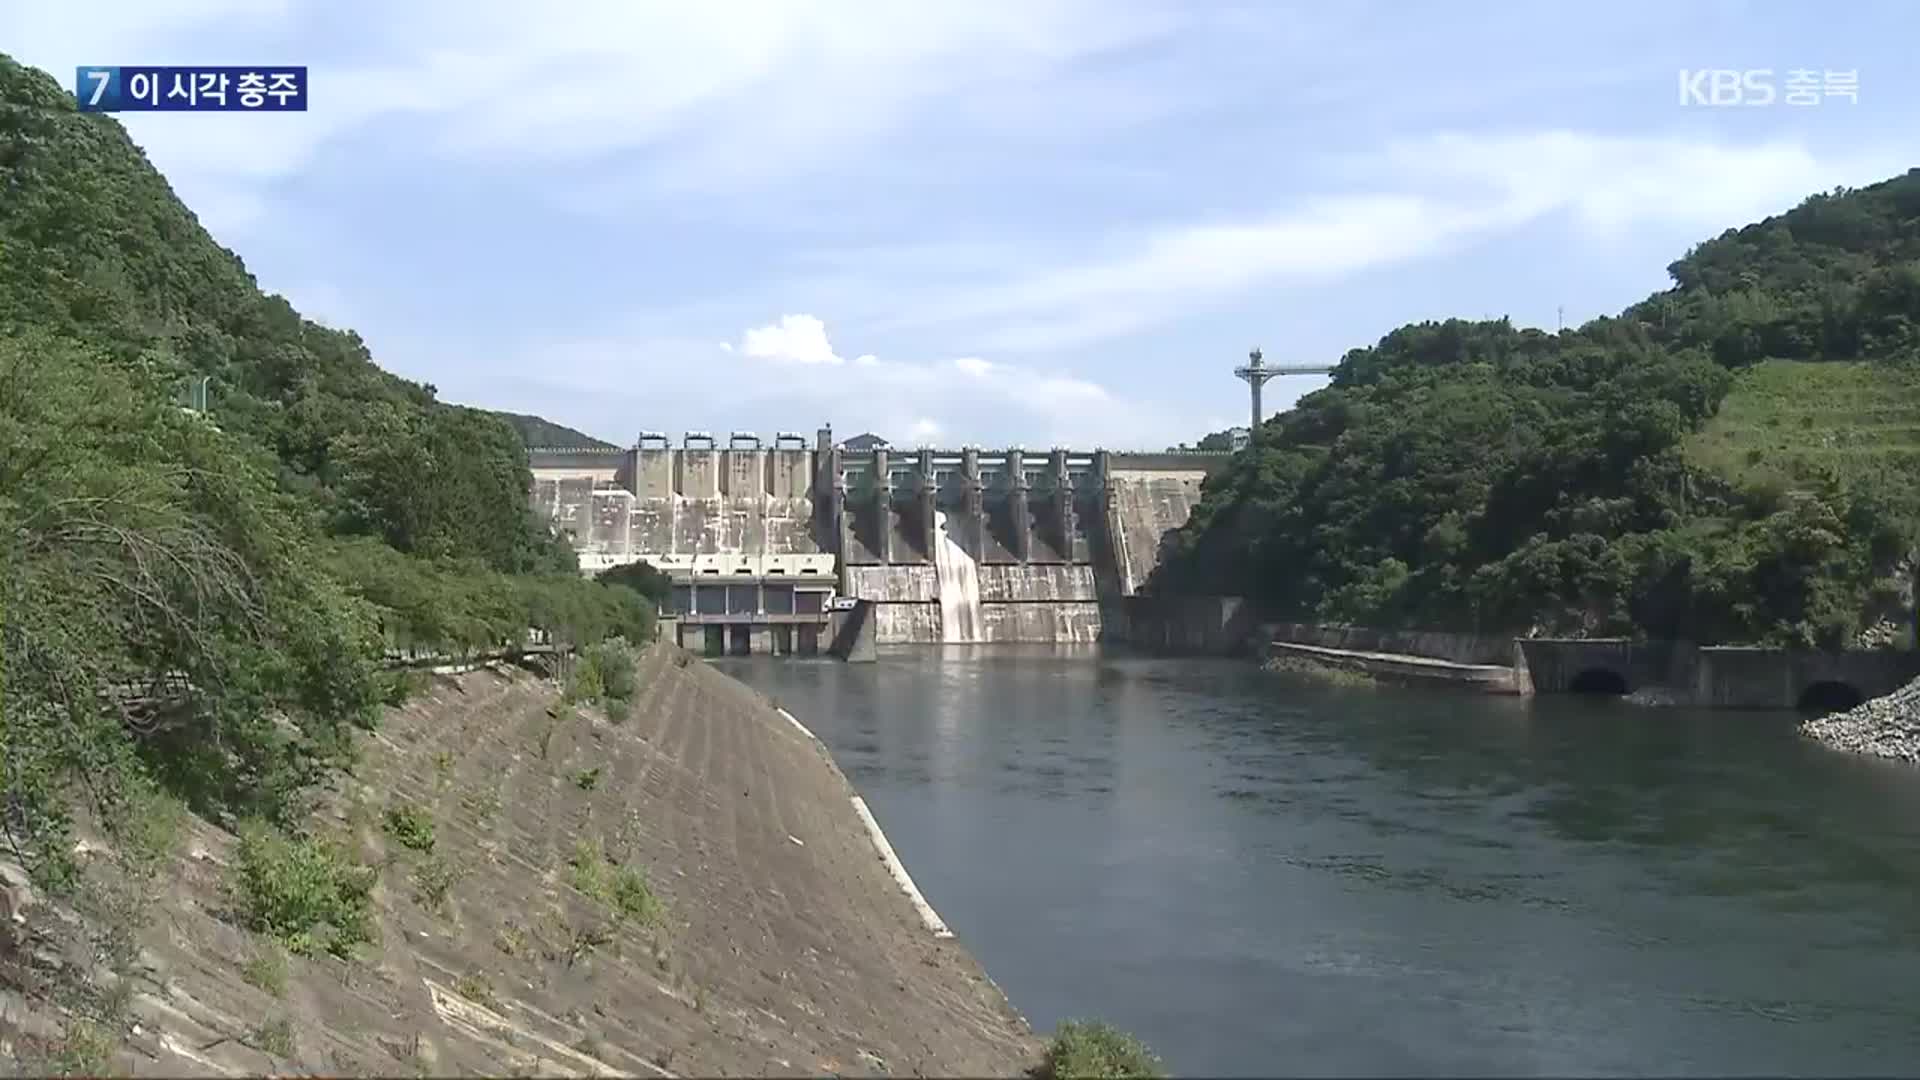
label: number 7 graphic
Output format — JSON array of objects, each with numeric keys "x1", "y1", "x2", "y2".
[{"x1": 75, "y1": 66, "x2": 118, "y2": 111}]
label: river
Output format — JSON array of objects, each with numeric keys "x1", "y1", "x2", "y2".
[{"x1": 718, "y1": 645, "x2": 1920, "y2": 1077}]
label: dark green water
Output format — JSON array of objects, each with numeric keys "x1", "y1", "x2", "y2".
[{"x1": 718, "y1": 646, "x2": 1920, "y2": 1077}]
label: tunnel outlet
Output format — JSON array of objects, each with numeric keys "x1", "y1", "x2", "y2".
[{"x1": 1797, "y1": 680, "x2": 1865, "y2": 716}]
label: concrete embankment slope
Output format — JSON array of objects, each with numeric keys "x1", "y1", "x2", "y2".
[
  {"x1": 1804, "y1": 675, "x2": 1920, "y2": 762},
  {"x1": 3, "y1": 644, "x2": 1039, "y2": 1076},
  {"x1": 1105, "y1": 468, "x2": 1205, "y2": 599}
]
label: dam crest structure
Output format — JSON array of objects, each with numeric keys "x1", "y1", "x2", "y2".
[{"x1": 527, "y1": 429, "x2": 1230, "y2": 649}]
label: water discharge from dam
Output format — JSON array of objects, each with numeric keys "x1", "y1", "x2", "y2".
[
  {"x1": 931, "y1": 511, "x2": 984, "y2": 644},
  {"x1": 724, "y1": 647, "x2": 1920, "y2": 1077},
  {"x1": 527, "y1": 443, "x2": 1216, "y2": 643}
]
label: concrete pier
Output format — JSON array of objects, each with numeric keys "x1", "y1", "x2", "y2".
[
  {"x1": 960, "y1": 447, "x2": 985, "y2": 562},
  {"x1": 916, "y1": 448, "x2": 937, "y2": 565},
  {"x1": 1049, "y1": 448, "x2": 1074, "y2": 561},
  {"x1": 871, "y1": 446, "x2": 893, "y2": 565},
  {"x1": 1007, "y1": 448, "x2": 1030, "y2": 564}
]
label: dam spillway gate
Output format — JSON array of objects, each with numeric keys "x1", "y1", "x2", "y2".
[{"x1": 527, "y1": 431, "x2": 1228, "y2": 646}]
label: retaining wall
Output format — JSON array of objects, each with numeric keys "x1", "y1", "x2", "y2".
[
  {"x1": 1266, "y1": 622, "x2": 1527, "y2": 668},
  {"x1": 1260, "y1": 625, "x2": 1920, "y2": 710},
  {"x1": 1121, "y1": 595, "x2": 1255, "y2": 655},
  {"x1": 1521, "y1": 638, "x2": 1920, "y2": 710}
]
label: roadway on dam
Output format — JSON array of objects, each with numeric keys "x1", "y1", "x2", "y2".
[{"x1": 721, "y1": 646, "x2": 1920, "y2": 1076}]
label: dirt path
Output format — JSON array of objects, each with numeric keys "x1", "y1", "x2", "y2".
[{"x1": 3, "y1": 643, "x2": 1041, "y2": 1077}]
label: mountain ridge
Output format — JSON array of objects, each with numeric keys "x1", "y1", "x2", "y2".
[
  {"x1": 0, "y1": 52, "x2": 652, "y2": 898},
  {"x1": 485, "y1": 410, "x2": 618, "y2": 450},
  {"x1": 1154, "y1": 169, "x2": 1920, "y2": 648}
]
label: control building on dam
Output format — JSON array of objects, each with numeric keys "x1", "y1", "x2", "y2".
[{"x1": 527, "y1": 429, "x2": 1228, "y2": 648}]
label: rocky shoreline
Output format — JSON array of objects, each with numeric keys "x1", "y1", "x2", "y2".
[{"x1": 1802, "y1": 675, "x2": 1920, "y2": 763}]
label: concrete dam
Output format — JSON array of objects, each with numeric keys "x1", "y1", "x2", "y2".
[{"x1": 528, "y1": 431, "x2": 1226, "y2": 646}]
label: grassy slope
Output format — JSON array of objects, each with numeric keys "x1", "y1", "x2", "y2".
[{"x1": 1685, "y1": 359, "x2": 1920, "y2": 517}]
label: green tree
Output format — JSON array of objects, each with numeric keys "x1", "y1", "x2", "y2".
[
  {"x1": 1, "y1": 335, "x2": 382, "y2": 880},
  {"x1": 1154, "y1": 180, "x2": 1920, "y2": 649},
  {"x1": 0, "y1": 53, "x2": 649, "y2": 888}
]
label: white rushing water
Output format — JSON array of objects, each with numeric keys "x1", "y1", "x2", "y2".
[{"x1": 931, "y1": 510, "x2": 984, "y2": 643}]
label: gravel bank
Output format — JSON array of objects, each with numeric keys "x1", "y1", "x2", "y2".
[{"x1": 1801, "y1": 676, "x2": 1920, "y2": 762}]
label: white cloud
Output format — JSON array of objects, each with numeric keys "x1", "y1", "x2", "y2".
[
  {"x1": 1037, "y1": 375, "x2": 1111, "y2": 403},
  {"x1": 13, "y1": 4, "x2": 1916, "y2": 450},
  {"x1": 456, "y1": 125, "x2": 1910, "y2": 445},
  {"x1": 739, "y1": 313, "x2": 846, "y2": 365},
  {"x1": 697, "y1": 314, "x2": 1156, "y2": 445},
  {"x1": 1366, "y1": 131, "x2": 1908, "y2": 234},
  {"x1": 10, "y1": 0, "x2": 1177, "y2": 223},
  {"x1": 841, "y1": 193, "x2": 1513, "y2": 351},
  {"x1": 856, "y1": 131, "x2": 1914, "y2": 352}
]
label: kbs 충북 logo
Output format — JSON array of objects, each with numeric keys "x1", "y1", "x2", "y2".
[
  {"x1": 74, "y1": 66, "x2": 307, "y2": 112},
  {"x1": 1678, "y1": 68, "x2": 1859, "y2": 107}
]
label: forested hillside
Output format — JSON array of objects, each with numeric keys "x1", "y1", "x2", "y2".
[
  {"x1": 1154, "y1": 171, "x2": 1920, "y2": 648},
  {"x1": 0, "y1": 55, "x2": 646, "y2": 883},
  {"x1": 489, "y1": 410, "x2": 616, "y2": 450}
]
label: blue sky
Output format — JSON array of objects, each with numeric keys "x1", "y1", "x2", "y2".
[{"x1": 9, "y1": 1, "x2": 1917, "y2": 448}]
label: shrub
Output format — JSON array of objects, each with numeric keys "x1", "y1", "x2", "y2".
[
  {"x1": 611, "y1": 867, "x2": 662, "y2": 925},
  {"x1": 1, "y1": 338, "x2": 384, "y2": 890},
  {"x1": 242, "y1": 944, "x2": 289, "y2": 996},
  {"x1": 566, "y1": 839, "x2": 609, "y2": 900},
  {"x1": 565, "y1": 658, "x2": 604, "y2": 705},
  {"x1": 112, "y1": 781, "x2": 186, "y2": 876},
  {"x1": 1039, "y1": 1021, "x2": 1165, "y2": 1080},
  {"x1": 493, "y1": 920, "x2": 529, "y2": 958},
  {"x1": 382, "y1": 804, "x2": 437, "y2": 852},
  {"x1": 411, "y1": 855, "x2": 462, "y2": 913},
  {"x1": 592, "y1": 641, "x2": 638, "y2": 702},
  {"x1": 230, "y1": 823, "x2": 376, "y2": 958},
  {"x1": 47, "y1": 1018, "x2": 115, "y2": 1077},
  {"x1": 566, "y1": 638, "x2": 637, "y2": 711},
  {"x1": 462, "y1": 786, "x2": 502, "y2": 825},
  {"x1": 563, "y1": 838, "x2": 662, "y2": 925},
  {"x1": 382, "y1": 669, "x2": 425, "y2": 707},
  {"x1": 572, "y1": 767, "x2": 601, "y2": 792},
  {"x1": 249, "y1": 1016, "x2": 295, "y2": 1058},
  {"x1": 454, "y1": 970, "x2": 499, "y2": 1010}
]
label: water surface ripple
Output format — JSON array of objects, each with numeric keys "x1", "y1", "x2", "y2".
[{"x1": 721, "y1": 646, "x2": 1920, "y2": 1076}]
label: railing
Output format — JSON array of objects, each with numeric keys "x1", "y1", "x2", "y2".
[
  {"x1": 536, "y1": 440, "x2": 1235, "y2": 457},
  {"x1": 674, "y1": 612, "x2": 834, "y2": 625},
  {"x1": 101, "y1": 630, "x2": 601, "y2": 734}
]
